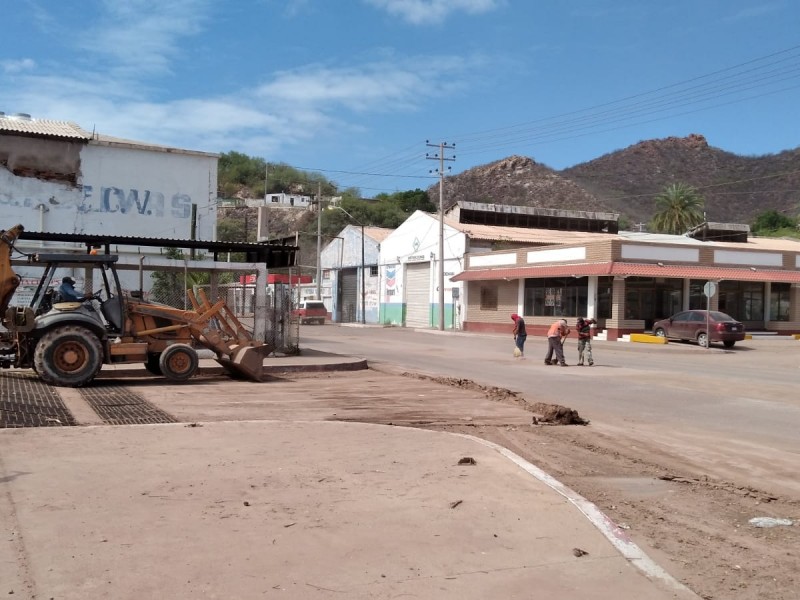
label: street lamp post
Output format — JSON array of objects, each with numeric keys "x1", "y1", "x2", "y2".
[{"x1": 329, "y1": 206, "x2": 365, "y2": 325}]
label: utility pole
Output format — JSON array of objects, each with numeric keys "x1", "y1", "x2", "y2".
[
  {"x1": 426, "y1": 141, "x2": 455, "y2": 331},
  {"x1": 264, "y1": 161, "x2": 269, "y2": 241},
  {"x1": 316, "y1": 181, "x2": 323, "y2": 299}
]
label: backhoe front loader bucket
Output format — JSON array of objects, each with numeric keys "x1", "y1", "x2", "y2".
[{"x1": 215, "y1": 342, "x2": 274, "y2": 381}]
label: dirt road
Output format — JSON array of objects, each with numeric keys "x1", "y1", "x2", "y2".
[{"x1": 297, "y1": 326, "x2": 800, "y2": 600}]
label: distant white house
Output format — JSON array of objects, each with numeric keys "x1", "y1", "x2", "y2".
[{"x1": 244, "y1": 193, "x2": 313, "y2": 209}]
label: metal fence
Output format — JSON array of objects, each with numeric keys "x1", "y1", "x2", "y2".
[{"x1": 4, "y1": 258, "x2": 299, "y2": 354}]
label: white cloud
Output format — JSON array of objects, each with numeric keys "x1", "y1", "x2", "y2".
[
  {"x1": 364, "y1": 0, "x2": 503, "y2": 25},
  {"x1": 1, "y1": 58, "x2": 36, "y2": 74},
  {"x1": 1, "y1": 2, "x2": 486, "y2": 159},
  {"x1": 724, "y1": 3, "x2": 784, "y2": 22},
  {"x1": 81, "y1": 0, "x2": 212, "y2": 75},
  {"x1": 256, "y1": 56, "x2": 474, "y2": 113}
]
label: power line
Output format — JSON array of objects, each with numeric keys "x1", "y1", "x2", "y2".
[{"x1": 287, "y1": 45, "x2": 800, "y2": 196}]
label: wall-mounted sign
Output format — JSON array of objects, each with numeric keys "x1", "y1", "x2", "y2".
[{"x1": 407, "y1": 254, "x2": 427, "y2": 263}]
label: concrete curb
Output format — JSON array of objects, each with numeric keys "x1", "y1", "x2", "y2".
[{"x1": 462, "y1": 434, "x2": 700, "y2": 599}]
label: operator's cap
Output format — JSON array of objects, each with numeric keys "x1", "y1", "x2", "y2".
[{"x1": 62, "y1": 276, "x2": 75, "y2": 285}]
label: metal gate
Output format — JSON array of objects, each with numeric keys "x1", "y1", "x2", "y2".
[
  {"x1": 405, "y1": 262, "x2": 430, "y2": 328},
  {"x1": 339, "y1": 268, "x2": 358, "y2": 323}
]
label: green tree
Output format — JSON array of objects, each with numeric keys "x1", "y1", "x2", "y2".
[
  {"x1": 150, "y1": 247, "x2": 187, "y2": 305},
  {"x1": 374, "y1": 189, "x2": 435, "y2": 213},
  {"x1": 752, "y1": 209, "x2": 796, "y2": 233},
  {"x1": 649, "y1": 183, "x2": 705, "y2": 234}
]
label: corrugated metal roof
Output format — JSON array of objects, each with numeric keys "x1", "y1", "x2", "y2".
[
  {"x1": 0, "y1": 115, "x2": 91, "y2": 140},
  {"x1": 445, "y1": 217, "x2": 618, "y2": 244},
  {"x1": 451, "y1": 262, "x2": 800, "y2": 283},
  {"x1": 91, "y1": 133, "x2": 219, "y2": 158}
]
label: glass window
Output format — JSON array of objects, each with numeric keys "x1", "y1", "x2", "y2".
[
  {"x1": 770, "y1": 283, "x2": 790, "y2": 321},
  {"x1": 597, "y1": 276, "x2": 613, "y2": 318},
  {"x1": 370, "y1": 265, "x2": 378, "y2": 277},
  {"x1": 480, "y1": 285, "x2": 498, "y2": 311},
  {"x1": 523, "y1": 277, "x2": 587, "y2": 317},
  {"x1": 719, "y1": 281, "x2": 764, "y2": 321},
  {"x1": 689, "y1": 280, "x2": 706, "y2": 309}
]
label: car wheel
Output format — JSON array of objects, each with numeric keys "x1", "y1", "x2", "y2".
[
  {"x1": 723, "y1": 340, "x2": 736, "y2": 348},
  {"x1": 654, "y1": 327, "x2": 666, "y2": 338},
  {"x1": 697, "y1": 332, "x2": 709, "y2": 347}
]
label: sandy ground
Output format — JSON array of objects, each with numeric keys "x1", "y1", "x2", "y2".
[
  {"x1": 144, "y1": 367, "x2": 798, "y2": 600},
  {"x1": 2, "y1": 328, "x2": 799, "y2": 600}
]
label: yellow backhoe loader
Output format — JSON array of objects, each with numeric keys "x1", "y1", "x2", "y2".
[{"x1": 1, "y1": 224, "x2": 272, "y2": 387}]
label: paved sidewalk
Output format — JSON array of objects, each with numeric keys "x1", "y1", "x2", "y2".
[{"x1": 0, "y1": 349, "x2": 699, "y2": 600}]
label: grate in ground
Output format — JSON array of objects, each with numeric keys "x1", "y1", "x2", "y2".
[
  {"x1": 79, "y1": 383, "x2": 177, "y2": 425},
  {"x1": 0, "y1": 371, "x2": 77, "y2": 428}
]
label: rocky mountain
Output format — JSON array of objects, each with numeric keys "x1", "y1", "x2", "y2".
[{"x1": 430, "y1": 135, "x2": 800, "y2": 226}]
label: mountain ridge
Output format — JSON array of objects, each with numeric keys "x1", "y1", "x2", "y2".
[{"x1": 430, "y1": 135, "x2": 800, "y2": 226}]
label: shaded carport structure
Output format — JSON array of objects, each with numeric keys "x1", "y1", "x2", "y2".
[
  {"x1": 2, "y1": 229, "x2": 299, "y2": 428},
  {"x1": 14, "y1": 228, "x2": 299, "y2": 340},
  {"x1": 17, "y1": 229, "x2": 297, "y2": 267}
]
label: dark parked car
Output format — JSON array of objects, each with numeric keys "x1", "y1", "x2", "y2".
[{"x1": 652, "y1": 310, "x2": 745, "y2": 348}]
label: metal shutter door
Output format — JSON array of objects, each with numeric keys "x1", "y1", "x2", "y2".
[
  {"x1": 339, "y1": 269, "x2": 358, "y2": 323},
  {"x1": 405, "y1": 263, "x2": 430, "y2": 328}
]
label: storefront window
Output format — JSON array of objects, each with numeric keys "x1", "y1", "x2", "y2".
[
  {"x1": 689, "y1": 280, "x2": 706, "y2": 309},
  {"x1": 597, "y1": 277, "x2": 613, "y2": 318},
  {"x1": 770, "y1": 283, "x2": 790, "y2": 321},
  {"x1": 623, "y1": 277, "x2": 683, "y2": 327},
  {"x1": 719, "y1": 281, "x2": 764, "y2": 321},
  {"x1": 523, "y1": 277, "x2": 587, "y2": 317}
]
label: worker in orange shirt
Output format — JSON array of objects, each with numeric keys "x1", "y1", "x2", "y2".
[{"x1": 544, "y1": 318, "x2": 570, "y2": 366}]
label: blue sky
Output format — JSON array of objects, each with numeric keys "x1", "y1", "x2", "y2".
[{"x1": 1, "y1": 0, "x2": 799, "y2": 197}]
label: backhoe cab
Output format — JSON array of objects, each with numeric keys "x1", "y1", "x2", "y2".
[{"x1": 1, "y1": 223, "x2": 272, "y2": 387}]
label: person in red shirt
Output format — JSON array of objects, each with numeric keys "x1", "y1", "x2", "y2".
[
  {"x1": 511, "y1": 313, "x2": 526, "y2": 358},
  {"x1": 544, "y1": 318, "x2": 570, "y2": 366}
]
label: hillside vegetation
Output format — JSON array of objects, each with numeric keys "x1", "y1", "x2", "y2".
[{"x1": 218, "y1": 135, "x2": 800, "y2": 258}]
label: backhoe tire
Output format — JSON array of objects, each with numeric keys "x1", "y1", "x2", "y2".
[
  {"x1": 34, "y1": 325, "x2": 103, "y2": 387},
  {"x1": 144, "y1": 352, "x2": 163, "y2": 375},
  {"x1": 159, "y1": 344, "x2": 198, "y2": 382}
]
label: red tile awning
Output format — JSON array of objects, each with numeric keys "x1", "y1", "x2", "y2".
[{"x1": 450, "y1": 262, "x2": 800, "y2": 283}]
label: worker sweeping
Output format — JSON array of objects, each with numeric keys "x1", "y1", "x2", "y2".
[
  {"x1": 511, "y1": 313, "x2": 526, "y2": 358},
  {"x1": 544, "y1": 318, "x2": 570, "y2": 366}
]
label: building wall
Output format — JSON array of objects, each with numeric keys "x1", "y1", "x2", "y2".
[
  {"x1": 462, "y1": 280, "x2": 518, "y2": 333},
  {"x1": 320, "y1": 225, "x2": 382, "y2": 323},
  {"x1": 379, "y1": 211, "x2": 466, "y2": 329},
  {"x1": 1, "y1": 137, "x2": 217, "y2": 241},
  {"x1": 458, "y1": 237, "x2": 800, "y2": 337}
]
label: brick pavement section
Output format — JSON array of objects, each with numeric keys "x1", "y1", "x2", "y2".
[
  {"x1": 0, "y1": 372, "x2": 77, "y2": 428},
  {"x1": 79, "y1": 383, "x2": 178, "y2": 425}
]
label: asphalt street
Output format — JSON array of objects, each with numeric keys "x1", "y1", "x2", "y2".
[{"x1": 300, "y1": 325, "x2": 800, "y2": 498}]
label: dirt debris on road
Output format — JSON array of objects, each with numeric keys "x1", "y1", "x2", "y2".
[
  {"x1": 362, "y1": 369, "x2": 798, "y2": 600},
  {"x1": 403, "y1": 372, "x2": 589, "y2": 425}
]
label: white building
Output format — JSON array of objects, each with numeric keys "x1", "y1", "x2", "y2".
[
  {"x1": 378, "y1": 211, "x2": 466, "y2": 329},
  {"x1": 320, "y1": 225, "x2": 392, "y2": 323},
  {"x1": 245, "y1": 192, "x2": 313, "y2": 209},
  {"x1": 1, "y1": 113, "x2": 219, "y2": 294},
  {"x1": 1, "y1": 113, "x2": 218, "y2": 241}
]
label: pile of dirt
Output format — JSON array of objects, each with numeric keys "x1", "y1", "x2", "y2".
[{"x1": 405, "y1": 373, "x2": 588, "y2": 425}]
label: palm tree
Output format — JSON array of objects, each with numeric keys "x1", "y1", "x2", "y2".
[{"x1": 650, "y1": 183, "x2": 705, "y2": 234}]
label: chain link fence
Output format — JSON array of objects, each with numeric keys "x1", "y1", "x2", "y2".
[
  {"x1": 3, "y1": 261, "x2": 298, "y2": 355},
  {"x1": 143, "y1": 263, "x2": 299, "y2": 354}
]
